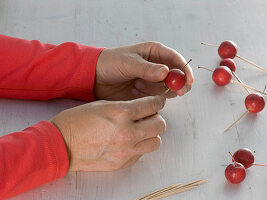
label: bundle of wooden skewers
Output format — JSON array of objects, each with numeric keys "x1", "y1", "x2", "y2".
[{"x1": 136, "y1": 179, "x2": 208, "y2": 200}]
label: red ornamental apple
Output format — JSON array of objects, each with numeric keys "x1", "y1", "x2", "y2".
[
  {"x1": 225, "y1": 163, "x2": 246, "y2": 184},
  {"x1": 233, "y1": 148, "x2": 254, "y2": 168},
  {"x1": 164, "y1": 69, "x2": 186, "y2": 91},
  {"x1": 212, "y1": 66, "x2": 232, "y2": 86},
  {"x1": 220, "y1": 58, "x2": 236, "y2": 72},
  {"x1": 218, "y1": 40, "x2": 238, "y2": 59},
  {"x1": 245, "y1": 93, "x2": 265, "y2": 113}
]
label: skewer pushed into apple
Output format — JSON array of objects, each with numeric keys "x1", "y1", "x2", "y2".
[
  {"x1": 161, "y1": 59, "x2": 192, "y2": 96},
  {"x1": 201, "y1": 40, "x2": 267, "y2": 73},
  {"x1": 224, "y1": 92, "x2": 265, "y2": 132},
  {"x1": 198, "y1": 65, "x2": 267, "y2": 96}
]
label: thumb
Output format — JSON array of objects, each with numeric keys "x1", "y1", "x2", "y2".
[{"x1": 128, "y1": 58, "x2": 169, "y2": 82}]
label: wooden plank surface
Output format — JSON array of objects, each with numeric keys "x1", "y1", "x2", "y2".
[{"x1": 1, "y1": 0, "x2": 267, "y2": 199}]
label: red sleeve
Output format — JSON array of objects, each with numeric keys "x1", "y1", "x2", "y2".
[
  {"x1": 0, "y1": 121, "x2": 69, "y2": 199},
  {"x1": 0, "y1": 34, "x2": 104, "y2": 101}
]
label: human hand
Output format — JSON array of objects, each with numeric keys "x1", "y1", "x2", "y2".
[
  {"x1": 50, "y1": 96, "x2": 166, "y2": 171},
  {"x1": 95, "y1": 42, "x2": 194, "y2": 100}
]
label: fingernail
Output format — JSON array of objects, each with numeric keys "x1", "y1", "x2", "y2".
[
  {"x1": 135, "y1": 81, "x2": 145, "y2": 90},
  {"x1": 155, "y1": 67, "x2": 166, "y2": 77}
]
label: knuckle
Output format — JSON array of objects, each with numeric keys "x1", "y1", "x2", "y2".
[
  {"x1": 116, "y1": 127, "x2": 134, "y2": 143},
  {"x1": 152, "y1": 42, "x2": 164, "y2": 50},
  {"x1": 152, "y1": 41, "x2": 162, "y2": 47},
  {"x1": 120, "y1": 108, "x2": 132, "y2": 119},
  {"x1": 144, "y1": 41, "x2": 163, "y2": 49},
  {"x1": 137, "y1": 128, "x2": 146, "y2": 139},
  {"x1": 115, "y1": 103, "x2": 132, "y2": 119},
  {"x1": 144, "y1": 41, "x2": 156, "y2": 46}
]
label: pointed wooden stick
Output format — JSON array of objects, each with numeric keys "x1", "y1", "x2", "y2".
[
  {"x1": 137, "y1": 183, "x2": 181, "y2": 200},
  {"x1": 198, "y1": 66, "x2": 213, "y2": 72},
  {"x1": 159, "y1": 59, "x2": 192, "y2": 97},
  {"x1": 145, "y1": 180, "x2": 201, "y2": 199},
  {"x1": 148, "y1": 180, "x2": 208, "y2": 200},
  {"x1": 235, "y1": 55, "x2": 267, "y2": 73},
  {"x1": 139, "y1": 180, "x2": 206, "y2": 200},
  {"x1": 201, "y1": 42, "x2": 219, "y2": 47},
  {"x1": 231, "y1": 71, "x2": 250, "y2": 94},
  {"x1": 231, "y1": 80, "x2": 267, "y2": 95},
  {"x1": 224, "y1": 110, "x2": 249, "y2": 132},
  {"x1": 160, "y1": 88, "x2": 170, "y2": 96},
  {"x1": 149, "y1": 185, "x2": 198, "y2": 200},
  {"x1": 181, "y1": 59, "x2": 192, "y2": 70},
  {"x1": 253, "y1": 163, "x2": 267, "y2": 166}
]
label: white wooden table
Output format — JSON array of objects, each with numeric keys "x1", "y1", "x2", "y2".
[{"x1": 1, "y1": 0, "x2": 267, "y2": 199}]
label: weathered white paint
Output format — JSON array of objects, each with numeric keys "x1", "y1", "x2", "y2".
[{"x1": 0, "y1": 0, "x2": 267, "y2": 199}]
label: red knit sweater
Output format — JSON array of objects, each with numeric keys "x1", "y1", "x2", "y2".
[{"x1": 0, "y1": 34, "x2": 104, "y2": 199}]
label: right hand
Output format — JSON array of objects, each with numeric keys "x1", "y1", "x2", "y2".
[
  {"x1": 95, "y1": 42, "x2": 194, "y2": 101},
  {"x1": 50, "y1": 96, "x2": 166, "y2": 171}
]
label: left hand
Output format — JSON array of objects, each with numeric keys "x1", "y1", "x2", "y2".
[{"x1": 95, "y1": 42, "x2": 194, "y2": 101}]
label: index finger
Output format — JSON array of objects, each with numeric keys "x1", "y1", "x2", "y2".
[
  {"x1": 135, "y1": 42, "x2": 194, "y2": 86},
  {"x1": 182, "y1": 63, "x2": 194, "y2": 87},
  {"x1": 129, "y1": 96, "x2": 166, "y2": 120}
]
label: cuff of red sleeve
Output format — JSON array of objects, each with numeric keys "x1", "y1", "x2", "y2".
[
  {"x1": 35, "y1": 121, "x2": 69, "y2": 179},
  {"x1": 74, "y1": 46, "x2": 105, "y2": 102}
]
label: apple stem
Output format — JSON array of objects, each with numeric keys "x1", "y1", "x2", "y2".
[
  {"x1": 201, "y1": 42, "x2": 219, "y2": 47},
  {"x1": 161, "y1": 88, "x2": 171, "y2": 96},
  {"x1": 224, "y1": 110, "x2": 249, "y2": 132},
  {"x1": 235, "y1": 55, "x2": 267, "y2": 73},
  {"x1": 198, "y1": 66, "x2": 214, "y2": 72},
  {"x1": 228, "y1": 152, "x2": 237, "y2": 167},
  {"x1": 230, "y1": 80, "x2": 267, "y2": 96},
  {"x1": 231, "y1": 72, "x2": 250, "y2": 94},
  {"x1": 181, "y1": 59, "x2": 193, "y2": 70},
  {"x1": 253, "y1": 163, "x2": 267, "y2": 167}
]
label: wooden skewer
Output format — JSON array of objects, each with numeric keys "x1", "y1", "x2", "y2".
[
  {"x1": 137, "y1": 183, "x2": 181, "y2": 200},
  {"x1": 148, "y1": 180, "x2": 208, "y2": 200},
  {"x1": 236, "y1": 55, "x2": 267, "y2": 73},
  {"x1": 138, "y1": 185, "x2": 180, "y2": 200},
  {"x1": 146, "y1": 180, "x2": 201, "y2": 199},
  {"x1": 149, "y1": 185, "x2": 198, "y2": 200},
  {"x1": 181, "y1": 59, "x2": 193, "y2": 70},
  {"x1": 160, "y1": 88, "x2": 170, "y2": 96},
  {"x1": 198, "y1": 66, "x2": 213, "y2": 72},
  {"x1": 137, "y1": 179, "x2": 208, "y2": 200},
  {"x1": 224, "y1": 110, "x2": 249, "y2": 132},
  {"x1": 201, "y1": 42, "x2": 267, "y2": 73},
  {"x1": 138, "y1": 180, "x2": 198, "y2": 200},
  {"x1": 253, "y1": 163, "x2": 267, "y2": 167},
  {"x1": 160, "y1": 59, "x2": 192, "y2": 97},
  {"x1": 201, "y1": 42, "x2": 219, "y2": 47},
  {"x1": 231, "y1": 80, "x2": 267, "y2": 95},
  {"x1": 231, "y1": 72, "x2": 250, "y2": 94}
]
